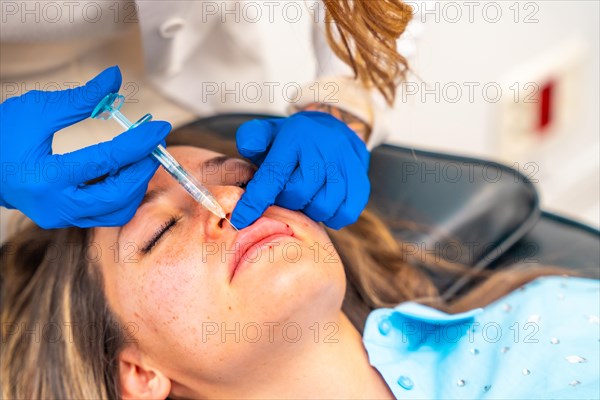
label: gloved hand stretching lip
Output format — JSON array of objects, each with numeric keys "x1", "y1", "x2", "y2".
[
  {"x1": 0, "y1": 66, "x2": 172, "y2": 228},
  {"x1": 231, "y1": 112, "x2": 371, "y2": 230}
]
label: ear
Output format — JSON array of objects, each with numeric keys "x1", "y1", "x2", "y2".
[{"x1": 119, "y1": 346, "x2": 171, "y2": 399}]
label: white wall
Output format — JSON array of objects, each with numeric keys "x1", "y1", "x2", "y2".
[{"x1": 387, "y1": 0, "x2": 599, "y2": 227}]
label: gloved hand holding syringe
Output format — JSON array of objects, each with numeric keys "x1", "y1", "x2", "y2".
[{"x1": 91, "y1": 92, "x2": 239, "y2": 231}]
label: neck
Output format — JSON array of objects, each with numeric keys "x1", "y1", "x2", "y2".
[{"x1": 175, "y1": 313, "x2": 394, "y2": 399}]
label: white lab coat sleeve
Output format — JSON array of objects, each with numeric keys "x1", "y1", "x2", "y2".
[{"x1": 288, "y1": 1, "x2": 424, "y2": 150}]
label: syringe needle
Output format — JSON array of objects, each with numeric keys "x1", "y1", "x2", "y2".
[{"x1": 225, "y1": 217, "x2": 239, "y2": 232}]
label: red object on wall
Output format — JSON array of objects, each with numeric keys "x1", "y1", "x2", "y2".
[{"x1": 538, "y1": 80, "x2": 555, "y2": 133}]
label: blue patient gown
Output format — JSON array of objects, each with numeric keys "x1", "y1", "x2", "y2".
[{"x1": 363, "y1": 276, "x2": 600, "y2": 399}]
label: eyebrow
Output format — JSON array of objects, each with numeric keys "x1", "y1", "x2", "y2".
[
  {"x1": 140, "y1": 156, "x2": 235, "y2": 208},
  {"x1": 139, "y1": 187, "x2": 168, "y2": 208},
  {"x1": 116, "y1": 155, "x2": 238, "y2": 242},
  {"x1": 201, "y1": 155, "x2": 232, "y2": 169}
]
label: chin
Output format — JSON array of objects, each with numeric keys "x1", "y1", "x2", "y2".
[{"x1": 237, "y1": 250, "x2": 346, "y2": 327}]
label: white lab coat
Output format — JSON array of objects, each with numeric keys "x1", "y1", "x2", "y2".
[
  {"x1": 134, "y1": 0, "x2": 420, "y2": 148},
  {"x1": 136, "y1": 1, "x2": 319, "y2": 113}
]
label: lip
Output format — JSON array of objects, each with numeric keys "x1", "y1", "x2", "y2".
[{"x1": 229, "y1": 216, "x2": 294, "y2": 282}]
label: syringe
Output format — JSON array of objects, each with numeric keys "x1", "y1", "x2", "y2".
[{"x1": 91, "y1": 93, "x2": 238, "y2": 231}]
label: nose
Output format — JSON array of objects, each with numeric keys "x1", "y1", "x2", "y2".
[{"x1": 202, "y1": 185, "x2": 244, "y2": 239}]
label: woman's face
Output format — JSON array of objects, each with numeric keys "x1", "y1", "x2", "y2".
[{"x1": 93, "y1": 146, "x2": 346, "y2": 389}]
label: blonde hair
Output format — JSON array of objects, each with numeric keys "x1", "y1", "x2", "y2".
[{"x1": 1, "y1": 226, "x2": 124, "y2": 398}]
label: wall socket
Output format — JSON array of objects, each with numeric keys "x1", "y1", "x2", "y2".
[{"x1": 496, "y1": 35, "x2": 588, "y2": 159}]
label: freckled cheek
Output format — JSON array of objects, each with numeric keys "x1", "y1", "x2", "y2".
[{"x1": 133, "y1": 246, "x2": 220, "y2": 339}]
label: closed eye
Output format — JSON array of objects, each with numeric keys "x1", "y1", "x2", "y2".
[{"x1": 142, "y1": 216, "x2": 180, "y2": 254}]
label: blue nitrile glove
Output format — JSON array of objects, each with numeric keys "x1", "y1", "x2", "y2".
[
  {"x1": 231, "y1": 111, "x2": 370, "y2": 230},
  {"x1": 0, "y1": 66, "x2": 172, "y2": 228}
]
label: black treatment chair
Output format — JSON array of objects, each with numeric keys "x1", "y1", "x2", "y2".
[{"x1": 168, "y1": 114, "x2": 600, "y2": 301}]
